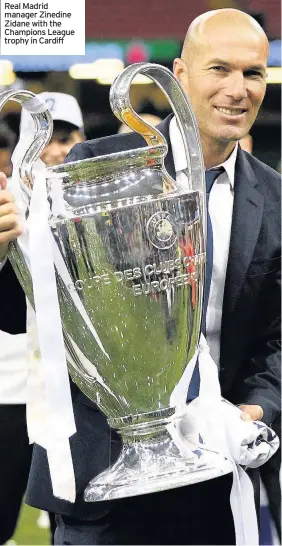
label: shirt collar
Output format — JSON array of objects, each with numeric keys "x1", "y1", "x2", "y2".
[{"x1": 169, "y1": 116, "x2": 238, "y2": 189}]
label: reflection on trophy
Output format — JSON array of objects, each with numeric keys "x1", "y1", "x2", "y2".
[{"x1": 0, "y1": 63, "x2": 231, "y2": 502}]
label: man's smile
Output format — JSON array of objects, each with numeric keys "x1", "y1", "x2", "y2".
[{"x1": 215, "y1": 106, "x2": 248, "y2": 117}]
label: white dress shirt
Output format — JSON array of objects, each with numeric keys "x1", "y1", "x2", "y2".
[{"x1": 169, "y1": 116, "x2": 238, "y2": 365}]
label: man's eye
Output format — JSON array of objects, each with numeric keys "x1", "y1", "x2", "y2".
[
  {"x1": 244, "y1": 70, "x2": 264, "y2": 79},
  {"x1": 211, "y1": 66, "x2": 227, "y2": 72}
]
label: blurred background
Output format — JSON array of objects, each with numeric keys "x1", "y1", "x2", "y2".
[{"x1": 0, "y1": 0, "x2": 280, "y2": 544}]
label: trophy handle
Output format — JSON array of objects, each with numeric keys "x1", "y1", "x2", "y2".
[
  {"x1": 110, "y1": 62, "x2": 205, "y2": 196},
  {"x1": 110, "y1": 63, "x2": 206, "y2": 359},
  {"x1": 0, "y1": 90, "x2": 53, "y2": 188}
]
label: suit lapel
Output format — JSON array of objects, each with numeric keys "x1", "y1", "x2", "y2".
[
  {"x1": 222, "y1": 147, "x2": 264, "y2": 318},
  {"x1": 158, "y1": 121, "x2": 265, "y2": 320}
]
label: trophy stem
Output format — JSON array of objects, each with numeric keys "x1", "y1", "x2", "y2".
[{"x1": 84, "y1": 408, "x2": 232, "y2": 502}]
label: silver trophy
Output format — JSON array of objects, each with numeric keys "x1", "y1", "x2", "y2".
[{"x1": 0, "y1": 64, "x2": 231, "y2": 502}]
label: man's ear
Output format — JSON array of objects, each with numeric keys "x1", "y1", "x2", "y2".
[{"x1": 173, "y1": 58, "x2": 188, "y2": 91}]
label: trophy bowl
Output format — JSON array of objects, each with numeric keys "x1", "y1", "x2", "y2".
[{"x1": 49, "y1": 157, "x2": 207, "y2": 501}]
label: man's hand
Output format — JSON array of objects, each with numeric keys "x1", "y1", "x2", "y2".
[
  {"x1": 0, "y1": 172, "x2": 23, "y2": 260},
  {"x1": 239, "y1": 404, "x2": 264, "y2": 422}
]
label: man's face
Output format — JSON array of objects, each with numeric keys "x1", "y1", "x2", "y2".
[
  {"x1": 0, "y1": 149, "x2": 12, "y2": 177},
  {"x1": 174, "y1": 28, "x2": 268, "y2": 146},
  {"x1": 41, "y1": 128, "x2": 83, "y2": 167}
]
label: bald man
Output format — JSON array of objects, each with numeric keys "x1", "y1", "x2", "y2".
[{"x1": 0, "y1": 8, "x2": 280, "y2": 545}]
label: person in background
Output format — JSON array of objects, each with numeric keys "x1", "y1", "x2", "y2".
[
  {"x1": 0, "y1": 92, "x2": 84, "y2": 545},
  {"x1": 1, "y1": 112, "x2": 21, "y2": 142},
  {"x1": 20, "y1": 92, "x2": 84, "y2": 167}
]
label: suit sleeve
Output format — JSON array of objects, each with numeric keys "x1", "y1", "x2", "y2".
[
  {"x1": 231, "y1": 265, "x2": 281, "y2": 426},
  {"x1": 65, "y1": 141, "x2": 95, "y2": 163}
]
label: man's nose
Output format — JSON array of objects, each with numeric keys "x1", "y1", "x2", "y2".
[{"x1": 225, "y1": 72, "x2": 248, "y2": 101}]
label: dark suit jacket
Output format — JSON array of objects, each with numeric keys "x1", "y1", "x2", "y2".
[
  {"x1": 0, "y1": 260, "x2": 26, "y2": 335},
  {"x1": 26, "y1": 116, "x2": 281, "y2": 520}
]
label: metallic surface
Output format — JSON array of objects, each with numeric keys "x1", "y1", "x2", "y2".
[
  {"x1": 0, "y1": 90, "x2": 53, "y2": 188},
  {"x1": 1, "y1": 64, "x2": 231, "y2": 501},
  {"x1": 52, "y1": 190, "x2": 204, "y2": 418},
  {"x1": 110, "y1": 63, "x2": 205, "y2": 199}
]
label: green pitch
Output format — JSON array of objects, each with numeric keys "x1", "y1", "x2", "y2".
[{"x1": 8, "y1": 505, "x2": 50, "y2": 545}]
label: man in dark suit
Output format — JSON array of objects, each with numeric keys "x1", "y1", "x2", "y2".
[{"x1": 0, "y1": 8, "x2": 280, "y2": 546}]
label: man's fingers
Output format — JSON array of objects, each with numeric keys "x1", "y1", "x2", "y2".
[
  {"x1": 0, "y1": 225, "x2": 23, "y2": 245},
  {"x1": 0, "y1": 188, "x2": 23, "y2": 248},
  {"x1": 0, "y1": 213, "x2": 22, "y2": 233},
  {"x1": 0, "y1": 189, "x2": 15, "y2": 205},
  {"x1": 239, "y1": 404, "x2": 264, "y2": 421},
  {"x1": 240, "y1": 411, "x2": 252, "y2": 422},
  {"x1": 0, "y1": 173, "x2": 8, "y2": 190},
  {"x1": 0, "y1": 201, "x2": 18, "y2": 217}
]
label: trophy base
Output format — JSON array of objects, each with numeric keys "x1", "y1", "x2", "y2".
[{"x1": 84, "y1": 436, "x2": 232, "y2": 502}]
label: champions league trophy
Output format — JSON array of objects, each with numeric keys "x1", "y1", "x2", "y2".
[{"x1": 0, "y1": 64, "x2": 231, "y2": 502}]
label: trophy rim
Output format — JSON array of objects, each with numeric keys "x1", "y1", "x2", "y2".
[
  {"x1": 58, "y1": 187, "x2": 201, "y2": 219},
  {"x1": 45, "y1": 144, "x2": 168, "y2": 179}
]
